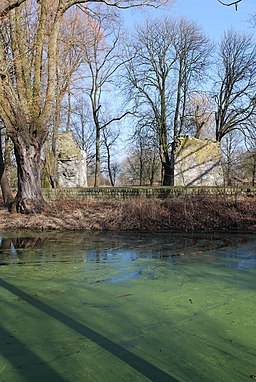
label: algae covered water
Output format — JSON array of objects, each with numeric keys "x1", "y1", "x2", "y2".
[{"x1": 0, "y1": 231, "x2": 255, "y2": 382}]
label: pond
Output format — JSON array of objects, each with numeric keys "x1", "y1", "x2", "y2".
[{"x1": 0, "y1": 231, "x2": 255, "y2": 382}]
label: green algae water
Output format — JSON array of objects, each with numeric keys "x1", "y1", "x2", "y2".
[{"x1": 0, "y1": 231, "x2": 255, "y2": 382}]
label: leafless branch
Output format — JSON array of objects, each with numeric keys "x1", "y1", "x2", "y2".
[
  {"x1": 0, "y1": 0, "x2": 173, "y2": 17},
  {"x1": 66, "y1": 0, "x2": 172, "y2": 12},
  {"x1": 218, "y1": 0, "x2": 242, "y2": 11},
  {"x1": 101, "y1": 111, "x2": 132, "y2": 129}
]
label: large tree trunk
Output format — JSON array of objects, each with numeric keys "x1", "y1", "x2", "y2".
[
  {"x1": 0, "y1": 168, "x2": 13, "y2": 205},
  {"x1": 160, "y1": 144, "x2": 174, "y2": 186},
  {"x1": 13, "y1": 136, "x2": 44, "y2": 214},
  {"x1": 162, "y1": 160, "x2": 173, "y2": 186},
  {"x1": 0, "y1": 131, "x2": 13, "y2": 205},
  {"x1": 169, "y1": 141, "x2": 175, "y2": 187},
  {"x1": 162, "y1": 140, "x2": 176, "y2": 186}
]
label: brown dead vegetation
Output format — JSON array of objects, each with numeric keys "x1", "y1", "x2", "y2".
[{"x1": 0, "y1": 195, "x2": 255, "y2": 232}]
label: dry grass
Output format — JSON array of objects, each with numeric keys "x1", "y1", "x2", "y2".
[{"x1": 0, "y1": 195, "x2": 255, "y2": 232}]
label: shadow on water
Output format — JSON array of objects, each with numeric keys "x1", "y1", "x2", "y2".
[
  {"x1": 0, "y1": 325, "x2": 68, "y2": 382},
  {"x1": 0, "y1": 278, "x2": 179, "y2": 382}
]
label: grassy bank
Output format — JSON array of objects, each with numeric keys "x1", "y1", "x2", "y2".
[{"x1": 0, "y1": 195, "x2": 255, "y2": 232}]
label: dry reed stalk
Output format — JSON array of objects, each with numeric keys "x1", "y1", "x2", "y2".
[{"x1": 0, "y1": 195, "x2": 255, "y2": 232}]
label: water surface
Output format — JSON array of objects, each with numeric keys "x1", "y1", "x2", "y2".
[{"x1": 0, "y1": 231, "x2": 255, "y2": 382}]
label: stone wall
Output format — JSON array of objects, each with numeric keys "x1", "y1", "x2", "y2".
[
  {"x1": 42, "y1": 186, "x2": 256, "y2": 201},
  {"x1": 57, "y1": 132, "x2": 87, "y2": 188},
  {"x1": 174, "y1": 136, "x2": 223, "y2": 186}
]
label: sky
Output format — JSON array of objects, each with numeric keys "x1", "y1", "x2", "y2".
[{"x1": 122, "y1": 0, "x2": 255, "y2": 42}]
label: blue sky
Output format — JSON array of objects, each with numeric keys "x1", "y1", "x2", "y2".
[{"x1": 122, "y1": 0, "x2": 255, "y2": 41}]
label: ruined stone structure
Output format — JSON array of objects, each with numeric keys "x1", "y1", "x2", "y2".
[
  {"x1": 174, "y1": 136, "x2": 223, "y2": 186},
  {"x1": 57, "y1": 132, "x2": 87, "y2": 188}
]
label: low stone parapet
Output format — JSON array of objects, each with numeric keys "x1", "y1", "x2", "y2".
[{"x1": 42, "y1": 186, "x2": 256, "y2": 201}]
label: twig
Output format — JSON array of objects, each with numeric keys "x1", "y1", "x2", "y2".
[{"x1": 0, "y1": 364, "x2": 7, "y2": 374}]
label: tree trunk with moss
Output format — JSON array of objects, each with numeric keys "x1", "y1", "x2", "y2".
[
  {"x1": 0, "y1": 130, "x2": 13, "y2": 205},
  {"x1": 13, "y1": 134, "x2": 44, "y2": 213}
]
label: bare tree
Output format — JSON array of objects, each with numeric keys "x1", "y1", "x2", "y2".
[
  {"x1": 124, "y1": 18, "x2": 176, "y2": 185},
  {"x1": 242, "y1": 126, "x2": 256, "y2": 186},
  {"x1": 42, "y1": 9, "x2": 85, "y2": 188},
  {"x1": 221, "y1": 130, "x2": 243, "y2": 185},
  {"x1": 214, "y1": 29, "x2": 256, "y2": 142},
  {"x1": 121, "y1": 118, "x2": 160, "y2": 186},
  {"x1": 240, "y1": 149, "x2": 256, "y2": 186},
  {"x1": 71, "y1": 97, "x2": 94, "y2": 153},
  {"x1": 124, "y1": 17, "x2": 211, "y2": 185},
  {"x1": 80, "y1": 13, "x2": 130, "y2": 187},
  {"x1": 102, "y1": 123, "x2": 120, "y2": 186},
  {"x1": 120, "y1": 141, "x2": 160, "y2": 186}
]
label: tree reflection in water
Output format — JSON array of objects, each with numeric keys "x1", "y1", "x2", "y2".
[{"x1": 0, "y1": 231, "x2": 255, "y2": 270}]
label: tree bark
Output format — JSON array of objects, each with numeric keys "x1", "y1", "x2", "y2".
[
  {"x1": 0, "y1": 131, "x2": 13, "y2": 205},
  {"x1": 0, "y1": 168, "x2": 13, "y2": 205},
  {"x1": 159, "y1": 121, "x2": 173, "y2": 186},
  {"x1": 162, "y1": 157, "x2": 173, "y2": 186},
  {"x1": 94, "y1": 124, "x2": 100, "y2": 187},
  {"x1": 252, "y1": 155, "x2": 256, "y2": 187},
  {"x1": 106, "y1": 142, "x2": 115, "y2": 187},
  {"x1": 13, "y1": 136, "x2": 44, "y2": 214}
]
